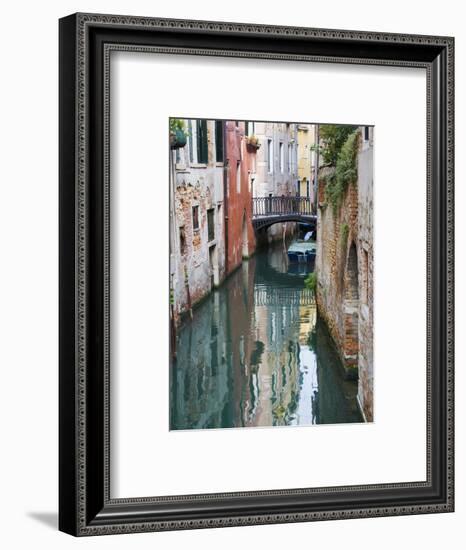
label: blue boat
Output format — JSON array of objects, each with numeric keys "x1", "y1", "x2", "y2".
[{"x1": 287, "y1": 240, "x2": 316, "y2": 263}]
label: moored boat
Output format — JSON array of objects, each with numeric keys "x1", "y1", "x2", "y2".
[{"x1": 287, "y1": 240, "x2": 316, "y2": 263}]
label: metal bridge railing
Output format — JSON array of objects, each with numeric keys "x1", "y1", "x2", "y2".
[{"x1": 252, "y1": 196, "x2": 314, "y2": 218}]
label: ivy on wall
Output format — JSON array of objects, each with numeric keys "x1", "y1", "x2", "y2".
[{"x1": 318, "y1": 127, "x2": 359, "y2": 214}]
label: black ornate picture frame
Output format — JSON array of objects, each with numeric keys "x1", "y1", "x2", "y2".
[{"x1": 59, "y1": 13, "x2": 454, "y2": 536}]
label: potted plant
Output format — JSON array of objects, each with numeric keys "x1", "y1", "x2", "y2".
[
  {"x1": 169, "y1": 118, "x2": 188, "y2": 149},
  {"x1": 246, "y1": 134, "x2": 261, "y2": 152}
]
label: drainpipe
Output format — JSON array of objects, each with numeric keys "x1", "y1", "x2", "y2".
[{"x1": 223, "y1": 120, "x2": 229, "y2": 275}]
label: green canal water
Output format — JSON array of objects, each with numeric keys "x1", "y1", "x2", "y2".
[{"x1": 170, "y1": 244, "x2": 363, "y2": 430}]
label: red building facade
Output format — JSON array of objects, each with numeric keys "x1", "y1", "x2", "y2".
[{"x1": 224, "y1": 121, "x2": 257, "y2": 275}]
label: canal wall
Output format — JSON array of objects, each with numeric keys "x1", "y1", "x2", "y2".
[
  {"x1": 313, "y1": 317, "x2": 363, "y2": 424},
  {"x1": 315, "y1": 127, "x2": 374, "y2": 422}
]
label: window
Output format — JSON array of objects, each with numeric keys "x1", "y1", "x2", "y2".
[
  {"x1": 267, "y1": 139, "x2": 273, "y2": 173},
  {"x1": 196, "y1": 120, "x2": 208, "y2": 164},
  {"x1": 279, "y1": 143, "x2": 284, "y2": 173},
  {"x1": 364, "y1": 126, "x2": 370, "y2": 141},
  {"x1": 288, "y1": 143, "x2": 292, "y2": 173},
  {"x1": 247, "y1": 121, "x2": 255, "y2": 136},
  {"x1": 192, "y1": 205, "x2": 199, "y2": 231},
  {"x1": 236, "y1": 161, "x2": 241, "y2": 193},
  {"x1": 207, "y1": 208, "x2": 215, "y2": 241},
  {"x1": 215, "y1": 120, "x2": 223, "y2": 162},
  {"x1": 306, "y1": 179, "x2": 310, "y2": 198}
]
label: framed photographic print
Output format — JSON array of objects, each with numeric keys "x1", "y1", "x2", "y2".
[{"x1": 59, "y1": 13, "x2": 454, "y2": 536}]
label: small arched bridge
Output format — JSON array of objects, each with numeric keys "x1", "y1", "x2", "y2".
[{"x1": 252, "y1": 197, "x2": 317, "y2": 231}]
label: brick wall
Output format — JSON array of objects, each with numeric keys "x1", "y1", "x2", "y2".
[{"x1": 315, "y1": 129, "x2": 374, "y2": 421}]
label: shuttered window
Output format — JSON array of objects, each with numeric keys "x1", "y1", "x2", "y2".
[
  {"x1": 192, "y1": 205, "x2": 199, "y2": 231},
  {"x1": 215, "y1": 120, "x2": 223, "y2": 162},
  {"x1": 196, "y1": 120, "x2": 208, "y2": 164},
  {"x1": 207, "y1": 208, "x2": 215, "y2": 241},
  {"x1": 267, "y1": 139, "x2": 273, "y2": 174}
]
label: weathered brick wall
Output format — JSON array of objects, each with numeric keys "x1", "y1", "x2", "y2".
[
  {"x1": 316, "y1": 173, "x2": 359, "y2": 376},
  {"x1": 174, "y1": 182, "x2": 210, "y2": 308},
  {"x1": 171, "y1": 121, "x2": 225, "y2": 322},
  {"x1": 316, "y1": 129, "x2": 374, "y2": 421}
]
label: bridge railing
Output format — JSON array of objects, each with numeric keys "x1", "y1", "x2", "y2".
[{"x1": 252, "y1": 196, "x2": 315, "y2": 218}]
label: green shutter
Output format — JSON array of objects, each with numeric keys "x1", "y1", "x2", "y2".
[
  {"x1": 197, "y1": 120, "x2": 208, "y2": 164},
  {"x1": 215, "y1": 121, "x2": 224, "y2": 162}
]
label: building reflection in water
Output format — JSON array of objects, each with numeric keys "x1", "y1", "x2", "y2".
[{"x1": 170, "y1": 246, "x2": 363, "y2": 430}]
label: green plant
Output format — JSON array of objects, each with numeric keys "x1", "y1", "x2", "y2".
[
  {"x1": 169, "y1": 118, "x2": 189, "y2": 149},
  {"x1": 317, "y1": 124, "x2": 357, "y2": 166},
  {"x1": 304, "y1": 271, "x2": 317, "y2": 292},
  {"x1": 246, "y1": 135, "x2": 261, "y2": 151},
  {"x1": 324, "y1": 131, "x2": 359, "y2": 214},
  {"x1": 169, "y1": 118, "x2": 187, "y2": 133}
]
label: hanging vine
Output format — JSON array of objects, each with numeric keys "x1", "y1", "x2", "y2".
[{"x1": 322, "y1": 130, "x2": 359, "y2": 214}]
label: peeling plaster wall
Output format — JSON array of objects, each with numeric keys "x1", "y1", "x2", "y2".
[
  {"x1": 357, "y1": 128, "x2": 374, "y2": 421},
  {"x1": 170, "y1": 120, "x2": 225, "y2": 321}
]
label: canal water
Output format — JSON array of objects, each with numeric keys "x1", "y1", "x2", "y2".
[{"x1": 170, "y1": 243, "x2": 363, "y2": 430}]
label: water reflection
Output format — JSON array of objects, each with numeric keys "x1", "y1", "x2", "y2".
[{"x1": 170, "y1": 245, "x2": 363, "y2": 430}]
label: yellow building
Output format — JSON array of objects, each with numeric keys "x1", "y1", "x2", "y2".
[{"x1": 297, "y1": 124, "x2": 316, "y2": 200}]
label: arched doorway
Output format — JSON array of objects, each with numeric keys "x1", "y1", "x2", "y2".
[
  {"x1": 242, "y1": 211, "x2": 249, "y2": 260},
  {"x1": 343, "y1": 241, "x2": 359, "y2": 378}
]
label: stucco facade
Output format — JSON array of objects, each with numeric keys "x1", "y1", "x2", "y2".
[
  {"x1": 251, "y1": 122, "x2": 299, "y2": 241},
  {"x1": 297, "y1": 124, "x2": 317, "y2": 205}
]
